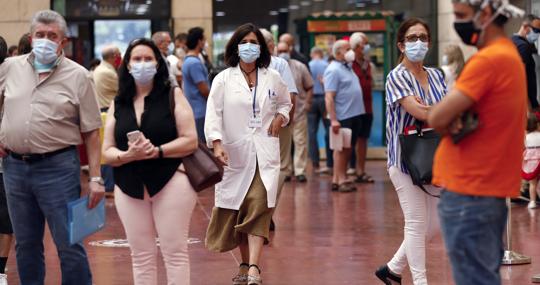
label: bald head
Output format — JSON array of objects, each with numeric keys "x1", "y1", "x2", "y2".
[
  {"x1": 276, "y1": 42, "x2": 290, "y2": 55},
  {"x1": 152, "y1": 31, "x2": 172, "y2": 56},
  {"x1": 279, "y1": 33, "x2": 294, "y2": 47},
  {"x1": 101, "y1": 44, "x2": 120, "y2": 66}
]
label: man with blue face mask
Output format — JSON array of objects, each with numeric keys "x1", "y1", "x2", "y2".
[
  {"x1": 0, "y1": 10, "x2": 103, "y2": 285},
  {"x1": 512, "y1": 14, "x2": 540, "y2": 111}
]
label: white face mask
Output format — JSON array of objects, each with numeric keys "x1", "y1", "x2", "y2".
[
  {"x1": 441, "y1": 55, "x2": 449, "y2": 66},
  {"x1": 32, "y1": 38, "x2": 60, "y2": 64},
  {"x1": 129, "y1": 61, "x2": 157, "y2": 85},
  {"x1": 344, "y1": 49, "x2": 355, "y2": 63}
]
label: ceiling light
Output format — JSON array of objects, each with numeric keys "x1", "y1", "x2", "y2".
[
  {"x1": 216, "y1": 11, "x2": 226, "y2": 16},
  {"x1": 289, "y1": 4, "x2": 299, "y2": 10},
  {"x1": 300, "y1": 1, "x2": 311, "y2": 6},
  {"x1": 279, "y1": 7, "x2": 289, "y2": 13},
  {"x1": 269, "y1": 10, "x2": 279, "y2": 16}
]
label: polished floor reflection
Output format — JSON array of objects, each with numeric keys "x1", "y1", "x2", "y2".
[{"x1": 4, "y1": 161, "x2": 540, "y2": 284}]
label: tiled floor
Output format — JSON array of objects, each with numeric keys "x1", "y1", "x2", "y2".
[{"x1": 4, "y1": 160, "x2": 540, "y2": 284}]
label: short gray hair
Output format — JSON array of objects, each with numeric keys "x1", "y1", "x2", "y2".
[
  {"x1": 30, "y1": 10, "x2": 68, "y2": 36},
  {"x1": 101, "y1": 45, "x2": 119, "y2": 60},
  {"x1": 259, "y1": 28, "x2": 274, "y2": 45},
  {"x1": 349, "y1": 32, "x2": 367, "y2": 49},
  {"x1": 332, "y1": 39, "x2": 349, "y2": 57}
]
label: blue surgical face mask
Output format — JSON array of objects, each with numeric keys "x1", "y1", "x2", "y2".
[
  {"x1": 404, "y1": 40, "x2": 429, "y2": 63},
  {"x1": 527, "y1": 30, "x2": 540, "y2": 44},
  {"x1": 238, "y1": 43, "x2": 260, "y2": 63},
  {"x1": 278, "y1": 52, "x2": 290, "y2": 61},
  {"x1": 32, "y1": 38, "x2": 60, "y2": 64},
  {"x1": 129, "y1": 61, "x2": 157, "y2": 85},
  {"x1": 363, "y1": 44, "x2": 371, "y2": 54},
  {"x1": 167, "y1": 42, "x2": 175, "y2": 55}
]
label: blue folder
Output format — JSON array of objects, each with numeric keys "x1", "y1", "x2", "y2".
[{"x1": 67, "y1": 196, "x2": 106, "y2": 245}]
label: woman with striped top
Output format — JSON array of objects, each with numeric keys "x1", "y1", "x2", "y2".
[{"x1": 375, "y1": 18, "x2": 447, "y2": 285}]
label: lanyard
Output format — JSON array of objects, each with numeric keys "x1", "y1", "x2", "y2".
[{"x1": 252, "y1": 68, "x2": 259, "y2": 118}]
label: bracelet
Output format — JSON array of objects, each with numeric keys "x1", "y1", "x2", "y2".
[{"x1": 158, "y1": 145, "x2": 164, "y2": 158}]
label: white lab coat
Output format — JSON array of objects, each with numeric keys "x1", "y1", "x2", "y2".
[{"x1": 204, "y1": 66, "x2": 292, "y2": 210}]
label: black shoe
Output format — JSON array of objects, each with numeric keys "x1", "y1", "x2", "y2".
[
  {"x1": 375, "y1": 265, "x2": 401, "y2": 284},
  {"x1": 284, "y1": 176, "x2": 291, "y2": 182},
  {"x1": 269, "y1": 219, "x2": 275, "y2": 231},
  {"x1": 331, "y1": 183, "x2": 338, "y2": 192},
  {"x1": 295, "y1": 175, "x2": 307, "y2": 183}
]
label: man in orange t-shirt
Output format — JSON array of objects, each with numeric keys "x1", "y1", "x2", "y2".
[{"x1": 427, "y1": 1, "x2": 526, "y2": 284}]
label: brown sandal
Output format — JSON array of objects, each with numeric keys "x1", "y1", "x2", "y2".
[{"x1": 338, "y1": 181, "x2": 357, "y2": 192}]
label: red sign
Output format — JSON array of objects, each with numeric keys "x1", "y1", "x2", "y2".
[{"x1": 307, "y1": 19, "x2": 386, "y2": 33}]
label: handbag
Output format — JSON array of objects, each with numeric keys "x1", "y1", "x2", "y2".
[
  {"x1": 399, "y1": 121, "x2": 441, "y2": 197},
  {"x1": 169, "y1": 87, "x2": 224, "y2": 192}
]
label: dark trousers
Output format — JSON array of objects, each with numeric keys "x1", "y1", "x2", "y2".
[{"x1": 307, "y1": 95, "x2": 333, "y2": 168}]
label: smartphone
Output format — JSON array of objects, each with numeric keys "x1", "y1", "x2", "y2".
[
  {"x1": 451, "y1": 111, "x2": 479, "y2": 144},
  {"x1": 126, "y1": 130, "x2": 142, "y2": 143}
]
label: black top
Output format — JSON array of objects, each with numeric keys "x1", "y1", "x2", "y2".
[
  {"x1": 113, "y1": 87, "x2": 181, "y2": 199},
  {"x1": 512, "y1": 35, "x2": 538, "y2": 109}
]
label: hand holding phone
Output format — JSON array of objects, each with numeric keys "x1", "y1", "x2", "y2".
[{"x1": 127, "y1": 130, "x2": 142, "y2": 143}]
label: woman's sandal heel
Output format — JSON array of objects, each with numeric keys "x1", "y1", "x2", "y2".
[
  {"x1": 247, "y1": 264, "x2": 262, "y2": 285},
  {"x1": 232, "y1": 263, "x2": 249, "y2": 285}
]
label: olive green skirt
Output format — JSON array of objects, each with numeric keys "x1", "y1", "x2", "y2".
[{"x1": 205, "y1": 167, "x2": 272, "y2": 252}]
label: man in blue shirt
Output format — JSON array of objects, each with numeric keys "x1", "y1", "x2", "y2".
[
  {"x1": 308, "y1": 47, "x2": 332, "y2": 175},
  {"x1": 324, "y1": 39, "x2": 365, "y2": 192},
  {"x1": 182, "y1": 27, "x2": 210, "y2": 142}
]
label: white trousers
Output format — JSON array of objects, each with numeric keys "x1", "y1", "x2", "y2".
[
  {"x1": 387, "y1": 167, "x2": 441, "y2": 285},
  {"x1": 115, "y1": 171, "x2": 197, "y2": 285}
]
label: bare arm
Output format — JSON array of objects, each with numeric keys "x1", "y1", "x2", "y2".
[
  {"x1": 196, "y1": 81, "x2": 210, "y2": 98},
  {"x1": 325, "y1": 91, "x2": 340, "y2": 134},
  {"x1": 427, "y1": 88, "x2": 475, "y2": 135},
  {"x1": 81, "y1": 129, "x2": 104, "y2": 208},
  {"x1": 399, "y1": 96, "x2": 431, "y2": 122},
  {"x1": 160, "y1": 87, "x2": 198, "y2": 157}
]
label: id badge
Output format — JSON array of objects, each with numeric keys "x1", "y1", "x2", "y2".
[{"x1": 248, "y1": 116, "x2": 263, "y2": 128}]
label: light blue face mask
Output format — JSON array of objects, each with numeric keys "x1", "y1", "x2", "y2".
[
  {"x1": 32, "y1": 38, "x2": 59, "y2": 64},
  {"x1": 363, "y1": 44, "x2": 371, "y2": 54},
  {"x1": 167, "y1": 42, "x2": 175, "y2": 55},
  {"x1": 404, "y1": 40, "x2": 429, "y2": 63},
  {"x1": 527, "y1": 30, "x2": 540, "y2": 44},
  {"x1": 129, "y1": 61, "x2": 157, "y2": 85},
  {"x1": 278, "y1": 52, "x2": 290, "y2": 61},
  {"x1": 238, "y1": 43, "x2": 260, "y2": 63}
]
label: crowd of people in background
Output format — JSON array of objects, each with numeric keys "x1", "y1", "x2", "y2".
[{"x1": 0, "y1": 0, "x2": 539, "y2": 284}]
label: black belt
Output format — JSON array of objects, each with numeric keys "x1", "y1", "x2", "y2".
[{"x1": 9, "y1": 146, "x2": 76, "y2": 163}]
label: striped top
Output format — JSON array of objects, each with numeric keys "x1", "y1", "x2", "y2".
[{"x1": 386, "y1": 64, "x2": 447, "y2": 172}]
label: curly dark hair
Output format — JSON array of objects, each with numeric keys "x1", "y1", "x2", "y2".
[
  {"x1": 117, "y1": 38, "x2": 171, "y2": 104},
  {"x1": 225, "y1": 23, "x2": 271, "y2": 68}
]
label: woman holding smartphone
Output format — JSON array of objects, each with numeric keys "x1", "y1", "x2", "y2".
[{"x1": 102, "y1": 38, "x2": 198, "y2": 285}]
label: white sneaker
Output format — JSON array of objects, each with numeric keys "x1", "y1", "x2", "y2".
[
  {"x1": 0, "y1": 273, "x2": 8, "y2": 285},
  {"x1": 346, "y1": 168, "x2": 356, "y2": 175},
  {"x1": 528, "y1": 201, "x2": 537, "y2": 209}
]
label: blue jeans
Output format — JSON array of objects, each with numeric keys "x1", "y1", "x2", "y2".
[
  {"x1": 195, "y1": 117, "x2": 206, "y2": 143},
  {"x1": 438, "y1": 190, "x2": 507, "y2": 285},
  {"x1": 307, "y1": 95, "x2": 333, "y2": 168},
  {"x1": 3, "y1": 148, "x2": 92, "y2": 285},
  {"x1": 101, "y1": 164, "x2": 114, "y2": 192}
]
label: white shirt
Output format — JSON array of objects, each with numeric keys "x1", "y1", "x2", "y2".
[
  {"x1": 526, "y1": 132, "x2": 540, "y2": 147},
  {"x1": 204, "y1": 66, "x2": 292, "y2": 210},
  {"x1": 269, "y1": 56, "x2": 298, "y2": 94}
]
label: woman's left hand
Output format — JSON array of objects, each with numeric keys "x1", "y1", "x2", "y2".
[{"x1": 268, "y1": 114, "x2": 285, "y2": 137}]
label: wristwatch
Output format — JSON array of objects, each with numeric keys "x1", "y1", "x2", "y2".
[{"x1": 89, "y1": 176, "x2": 105, "y2": 186}]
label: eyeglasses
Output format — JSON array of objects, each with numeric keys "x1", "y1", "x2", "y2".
[{"x1": 404, "y1": 34, "x2": 429, "y2": 43}]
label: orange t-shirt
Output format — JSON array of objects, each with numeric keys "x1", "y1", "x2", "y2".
[{"x1": 432, "y1": 37, "x2": 527, "y2": 198}]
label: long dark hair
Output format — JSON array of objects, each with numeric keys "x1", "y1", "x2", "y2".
[
  {"x1": 225, "y1": 23, "x2": 271, "y2": 68},
  {"x1": 117, "y1": 38, "x2": 170, "y2": 104},
  {"x1": 0, "y1": 36, "x2": 7, "y2": 65},
  {"x1": 396, "y1": 18, "x2": 431, "y2": 63},
  {"x1": 17, "y1": 33, "x2": 32, "y2": 55}
]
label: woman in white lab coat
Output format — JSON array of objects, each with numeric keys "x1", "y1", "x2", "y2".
[{"x1": 204, "y1": 23, "x2": 291, "y2": 285}]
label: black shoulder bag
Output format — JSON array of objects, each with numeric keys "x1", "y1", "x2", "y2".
[{"x1": 399, "y1": 121, "x2": 441, "y2": 197}]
